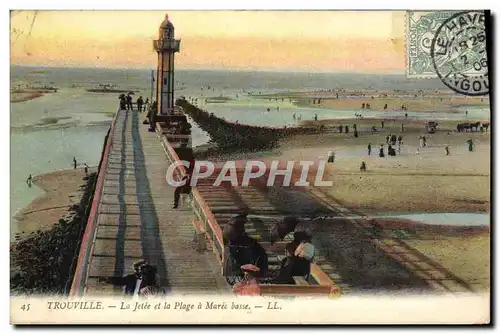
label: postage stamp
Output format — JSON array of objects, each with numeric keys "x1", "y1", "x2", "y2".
[{"x1": 405, "y1": 11, "x2": 460, "y2": 78}]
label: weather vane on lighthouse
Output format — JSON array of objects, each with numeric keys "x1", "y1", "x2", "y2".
[{"x1": 153, "y1": 13, "x2": 181, "y2": 116}]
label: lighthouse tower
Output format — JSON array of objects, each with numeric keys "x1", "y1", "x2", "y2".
[{"x1": 154, "y1": 13, "x2": 181, "y2": 115}]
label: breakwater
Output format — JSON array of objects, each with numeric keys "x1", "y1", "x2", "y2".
[{"x1": 176, "y1": 98, "x2": 319, "y2": 152}]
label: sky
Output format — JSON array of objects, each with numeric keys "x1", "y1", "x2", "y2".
[{"x1": 10, "y1": 10, "x2": 407, "y2": 73}]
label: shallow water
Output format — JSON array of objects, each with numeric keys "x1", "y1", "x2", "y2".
[
  {"x1": 10, "y1": 66, "x2": 491, "y2": 230},
  {"x1": 379, "y1": 213, "x2": 490, "y2": 227}
]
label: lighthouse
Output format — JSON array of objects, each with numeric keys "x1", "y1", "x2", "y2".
[{"x1": 154, "y1": 13, "x2": 181, "y2": 115}]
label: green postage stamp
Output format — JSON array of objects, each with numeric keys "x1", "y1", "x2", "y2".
[{"x1": 406, "y1": 10, "x2": 489, "y2": 96}]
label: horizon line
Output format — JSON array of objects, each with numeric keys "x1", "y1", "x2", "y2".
[{"x1": 10, "y1": 64, "x2": 406, "y2": 76}]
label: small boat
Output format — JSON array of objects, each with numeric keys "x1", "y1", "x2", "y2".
[{"x1": 86, "y1": 84, "x2": 133, "y2": 93}]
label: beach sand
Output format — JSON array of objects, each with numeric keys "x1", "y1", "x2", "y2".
[
  {"x1": 10, "y1": 92, "x2": 44, "y2": 103},
  {"x1": 262, "y1": 118, "x2": 491, "y2": 214},
  {"x1": 13, "y1": 168, "x2": 94, "y2": 237},
  {"x1": 253, "y1": 117, "x2": 491, "y2": 291},
  {"x1": 405, "y1": 234, "x2": 490, "y2": 291}
]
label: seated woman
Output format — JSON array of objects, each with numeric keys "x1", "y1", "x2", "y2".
[
  {"x1": 222, "y1": 213, "x2": 248, "y2": 246},
  {"x1": 270, "y1": 240, "x2": 315, "y2": 284}
]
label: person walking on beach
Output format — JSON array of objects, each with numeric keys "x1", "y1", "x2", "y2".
[
  {"x1": 381, "y1": 121, "x2": 385, "y2": 129},
  {"x1": 367, "y1": 143, "x2": 372, "y2": 155},
  {"x1": 386, "y1": 135, "x2": 390, "y2": 144},
  {"x1": 379, "y1": 144, "x2": 385, "y2": 158},
  {"x1": 314, "y1": 114, "x2": 318, "y2": 121},
  {"x1": 467, "y1": 139, "x2": 474, "y2": 152},
  {"x1": 423, "y1": 136, "x2": 427, "y2": 147},
  {"x1": 26, "y1": 174, "x2": 33, "y2": 187},
  {"x1": 401, "y1": 123, "x2": 404, "y2": 132},
  {"x1": 327, "y1": 150, "x2": 335, "y2": 163},
  {"x1": 84, "y1": 163, "x2": 89, "y2": 176},
  {"x1": 419, "y1": 136, "x2": 424, "y2": 148},
  {"x1": 73, "y1": 157, "x2": 77, "y2": 169},
  {"x1": 445, "y1": 146, "x2": 450, "y2": 156},
  {"x1": 360, "y1": 161, "x2": 367, "y2": 172}
]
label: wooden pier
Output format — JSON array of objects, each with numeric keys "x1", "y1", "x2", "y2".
[{"x1": 71, "y1": 110, "x2": 229, "y2": 296}]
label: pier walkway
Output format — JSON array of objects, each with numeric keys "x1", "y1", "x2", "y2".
[{"x1": 72, "y1": 110, "x2": 228, "y2": 295}]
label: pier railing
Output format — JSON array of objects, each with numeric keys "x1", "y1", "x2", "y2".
[
  {"x1": 155, "y1": 121, "x2": 339, "y2": 296},
  {"x1": 70, "y1": 108, "x2": 120, "y2": 296},
  {"x1": 155, "y1": 122, "x2": 225, "y2": 264}
]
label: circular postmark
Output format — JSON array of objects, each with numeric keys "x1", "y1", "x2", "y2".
[{"x1": 430, "y1": 11, "x2": 489, "y2": 96}]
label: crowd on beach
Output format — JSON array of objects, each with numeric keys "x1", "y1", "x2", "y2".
[{"x1": 325, "y1": 121, "x2": 481, "y2": 173}]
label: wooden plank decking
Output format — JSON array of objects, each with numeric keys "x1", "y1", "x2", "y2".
[{"x1": 84, "y1": 110, "x2": 229, "y2": 295}]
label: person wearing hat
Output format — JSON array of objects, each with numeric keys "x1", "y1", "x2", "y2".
[
  {"x1": 232, "y1": 264, "x2": 262, "y2": 296},
  {"x1": 98, "y1": 260, "x2": 154, "y2": 296}
]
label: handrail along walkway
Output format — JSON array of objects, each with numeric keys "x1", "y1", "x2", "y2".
[{"x1": 70, "y1": 109, "x2": 120, "y2": 296}]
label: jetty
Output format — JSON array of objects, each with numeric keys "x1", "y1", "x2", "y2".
[{"x1": 71, "y1": 110, "x2": 229, "y2": 295}]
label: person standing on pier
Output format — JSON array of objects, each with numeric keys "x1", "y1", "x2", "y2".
[
  {"x1": 126, "y1": 94, "x2": 133, "y2": 111},
  {"x1": 173, "y1": 175, "x2": 191, "y2": 209},
  {"x1": 119, "y1": 94, "x2": 126, "y2": 110},
  {"x1": 137, "y1": 96, "x2": 144, "y2": 112}
]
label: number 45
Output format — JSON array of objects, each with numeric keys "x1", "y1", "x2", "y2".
[{"x1": 21, "y1": 304, "x2": 30, "y2": 311}]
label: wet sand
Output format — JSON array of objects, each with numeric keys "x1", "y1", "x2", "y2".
[
  {"x1": 259, "y1": 89, "x2": 490, "y2": 112},
  {"x1": 10, "y1": 92, "x2": 44, "y2": 103},
  {"x1": 264, "y1": 118, "x2": 491, "y2": 214},
  {"x1": 13, "y1": 168, "x2": 94, "y2": 237}
]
